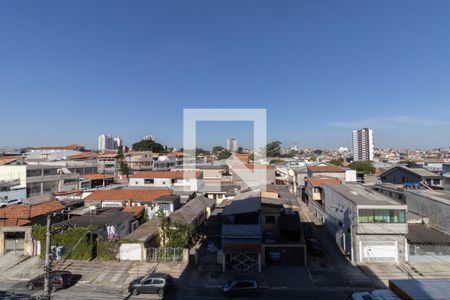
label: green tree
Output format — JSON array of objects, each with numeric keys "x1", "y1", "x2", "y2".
[
  {"x1": 329, "y1": 158, "x2": 344, "y2": 166},
  {"x1": 309, "y1": 155, "x2": 317, "y2": 162},
  {"x1": 132, "y1": 139, "x2": 164, "y2": 153},
  {"x1": 212, "y1": 146, "x2": 225, "y2": 154},
  {"x1": 217, "y1": 149, "x2": 232, "y2": 160},
  {"x1": 237, "y1": 147, "x2": 244, "y2": 154},
  {"x1": 117, "y1": 145, "x2": 124, "y2": 160},
  {"x1": 119, "y1": 160, "x2": 130, "y2": 177},
  {"x1": 266, "y1": 141, "x2": 282, "y2": 157},
  {"x1": 349, "y1": 160, "x2": 376, "y2": 174}
]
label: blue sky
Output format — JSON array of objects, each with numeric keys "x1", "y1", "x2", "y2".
[{"x1": 1, "y1": 0, "x2": 450, "y2": 150}]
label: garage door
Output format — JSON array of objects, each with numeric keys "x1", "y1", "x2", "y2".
[{"x1": 360, "y1": 241, "x2": 397, "y2": 262}]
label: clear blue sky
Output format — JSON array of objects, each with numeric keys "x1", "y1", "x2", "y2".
[{"x1": 1, "y1": 0, "x2": 450, "y2": 150}]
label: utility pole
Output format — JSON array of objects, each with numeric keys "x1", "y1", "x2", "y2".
[{"x1": 44, "y1": 214, "x2": 52, "y2": 298}]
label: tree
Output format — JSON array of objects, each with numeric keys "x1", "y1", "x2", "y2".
[
  {"x1": 349, "y1": 160, "x2": 376, "y2": 174},
  {"x1": 266, "y1": 141, "x2": 282, "y2": 157},
  {"x1": 309, "y1": 155, "x2": 317, "y2": 162},
  {"x1": 119, "y1": 160, "x2": 130, "y2": 177},
  {"x1": 313, "y1": 149, "x2": 323, "y2": 155},
  {"x1": 237, "y1": 147, "x2": 244, "y2": 154},
  {"x1": 329, "y1": 158, "x2": 344, "y2": 166},
  {"x1": 212, "y1": 146, "x2": 225, "y2": 154},
  {"x1": 117, "y1": 146, "x2": 129, "y2": 177},
  {"x1": 117, "y1": 145, "x2": 124, "y2": 160},
  {"x1": 132, "y1": 139, "x2": 164, "y2": 153},
  {"x1": 217, "y1": 149, "x2": 232, "y2": 160}
]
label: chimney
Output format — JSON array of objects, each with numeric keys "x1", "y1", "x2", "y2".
[{"x1": 128, "y1": 199, "x2": 132, "y2": 207}]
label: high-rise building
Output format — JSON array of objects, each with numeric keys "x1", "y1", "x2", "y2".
[
  {"x1": 227, "y1": 138, "x2": 238, "y2": 152},
  {"x1": 352, "y1": 128, "x2": 374, "y2": 161},
  {"x1": 114, "y1": 137, "x2": 123, "y2": 149},
  {"x1": 98, "y1": 134, "x2": 122, "y2": 151}
]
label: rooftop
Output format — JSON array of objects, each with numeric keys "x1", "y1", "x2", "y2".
[
  {"x1": 222, "y1": 193, "x2": 261, "y2": 216},
  {"x1": 130, "y1": 171, "x2": 203, "y2": 179},
  {"x1": 81, "y1": 174, "x2": 115, "y2": 181},
  {"x1": 84, "y1": 189, "x2": 172, "y2": 202},
  {"x1": 404, "y1": 189, "x2": 450, "y2": 205},
  {"x1": 407, "y1": 224, "x2": 450, "y2": 245},
  {"x1": 323, "y1": 183, "x2": 405, "y2": 206},
  {"x1": 307, "y1": 165, "x2": 346, "y2": 173}
]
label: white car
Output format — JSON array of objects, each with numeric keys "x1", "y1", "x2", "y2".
[{"x1": 0, "y1": 199, "x2": 23, "y2": 208}]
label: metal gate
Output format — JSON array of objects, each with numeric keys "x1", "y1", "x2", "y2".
[
  {"x1": 146, "y1": 247, "x2": 183, "y2": 263},
  {"x1": 229, "y1": 253, "x2": 259, "y2": 272},
  {"x1": 4, "y1": 232, "x2": 25, "y2": 255}
]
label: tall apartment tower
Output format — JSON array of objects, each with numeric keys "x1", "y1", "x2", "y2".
[
  {"x1": 98, "y1": 134, "x2": 118, "y2": 151},
  {"x1": 352, "y1": 128, "x2": 374, "y2": 161},
  {"x1": 227, "y1": 138, "x2": 238, "y2": 152},
  {"x1": 114, "y1": 137, "x2": 123, "y2": 149}
]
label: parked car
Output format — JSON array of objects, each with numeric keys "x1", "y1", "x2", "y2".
[
  {"x1": 306, "y1": 238, "x2": 323, "y2": 256},
  {"x1": 207, "y1": 242, "x2": 218, "y2": 253},
  {"x1": 27, "y1": 271, "x2": 73, "y2": 292},
  {"x1": 268, "y1": 248, "x2": 281, "y2": 263},
  {"x1": 128, "y1": 273, "x2": 172, "y2": 298},
  {"x1": 222, "y1": 277, "x2": 259, "y2": 297},
  {"x1": 0, "y1": 290, "x2": 33, "y2": 299},
  {"x1": 0, "y1": 199, "x2": 23, "y2": 208}
]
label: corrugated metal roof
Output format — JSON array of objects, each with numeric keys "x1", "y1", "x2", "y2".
[{"x1": 407, "y1": 224, "x2": 450, "y2": 245}]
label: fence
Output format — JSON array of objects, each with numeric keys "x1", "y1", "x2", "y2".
[{"x1": 147, "y1": 247, "x2": 184, "y2": 263}]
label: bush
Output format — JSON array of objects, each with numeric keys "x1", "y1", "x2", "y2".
[
  {"x1": 32, "y1": 224, "x2": 93, "y2": 260},
  {"x1": 96, "y1": 238, "x2": 120, "y2": 261}
]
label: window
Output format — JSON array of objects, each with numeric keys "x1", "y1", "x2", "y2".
[
  {"x1": 265, "y1": 216, "x2": 275, "y2": 224},
  {"x1": 433, "y1": 179, "x2": 441, "y2": 185},
  {"x1": 152, "y1": 279, "x2": 164, "y2": 285},
  {"x1": 313, "y1": 187, "x2": 321, "y2": 193},
  {"x1": 144, "y1": 179, "x2": 154, "y2": 184},
  {"x1": 358, "y1": 209, "x2": 406, "y2": 223}
]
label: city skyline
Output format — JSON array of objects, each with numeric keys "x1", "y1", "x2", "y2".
[{"x1": 1, "y1": 1, "x2": 450, "y2": 149}]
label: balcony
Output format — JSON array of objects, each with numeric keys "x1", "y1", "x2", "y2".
[{"x1": 356, "y1": 222, "x2": 408, "y2": 235}]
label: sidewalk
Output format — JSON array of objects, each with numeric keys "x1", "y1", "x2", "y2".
[
  {"x1": 298, "y1": 200, "x2": 374, "y2": 288},
  {"x1": 0, "y1": 253, "x2": 41, "y2": 281}
]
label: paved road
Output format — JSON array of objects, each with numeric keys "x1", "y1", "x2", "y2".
[{"x1": 0, "y1": 279, "x2": 352, "y2": 300}]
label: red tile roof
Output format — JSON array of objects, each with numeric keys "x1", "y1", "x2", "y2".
[
  {"x1": 122, "y1": 206, "x2": 145, "y2": 217},
  {"x1": 307, "y1": 165, "x2": 345, "y2": 173},
  {"x1": 53, "y1": 189, "x2": 82, "y2": 196},
  {"x1": 0, "y1": 200, "x2": 64, "y2": 222},
  {"x1": 69, "y1": 152, "x2": 98, "y2": 160},
  {"x1": 81, "y1": 174, "x2": 115, "y2": 181},
  {"x1": 33, "y1": 144, "x2": 84, "y2": 151},
  {"x1": 130, "y1": 171, "x2": 203, "y2": 179},
  {"x1": 0, "y1": 156, "x2": 20, "y2": 166},
  {"x1": 305, "y1": 176, "x2": 341, "y2": 187},
  {"x1": 84, "y1": 189, "x2": 172, "y2": 203},
  {"x1": 0, "y1": 219, "x2": 30, "y2": 227}
]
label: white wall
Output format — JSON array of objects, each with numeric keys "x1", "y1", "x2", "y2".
[{"x1": 0, "y1": 165, "x2": 27, "y2": 188}]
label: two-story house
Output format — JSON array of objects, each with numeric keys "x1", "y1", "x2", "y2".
[
  {"x1": 321, "y1": 183, "x2": 408, "y2": 263},
  {"x1": 380, "y1": 166, "x2": 443, "y2": 189},
  {"x1": 129, "y1": 171, "x2": 203, "y2": 192}
]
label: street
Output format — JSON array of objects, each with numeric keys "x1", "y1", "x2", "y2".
[{"x1": 0, "y1": 279, "x2": 353, "y2": 300}]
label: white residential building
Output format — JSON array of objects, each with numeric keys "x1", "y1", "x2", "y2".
[
  {"x1": 352, "y1": 128, "x2": 374, "y2": 161},
  {"x1": 114, "y1": 137, "x2": 123, "y2": 149},
  {"x1": 129, "y1": 171, "x2": 203, "y2": 192},
  {"x1": 227, "y1": 138, "x2": 238, "y2": 152},
  {"x1": 98, "y1": 134, "x2": 122, "y2": 151}
]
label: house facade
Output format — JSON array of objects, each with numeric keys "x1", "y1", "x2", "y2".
[{"x1": 321, "y1": 184, "x2": 408, "y2": 263}]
